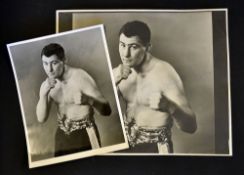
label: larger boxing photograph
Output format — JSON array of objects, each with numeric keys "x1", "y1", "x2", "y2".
[
  {"x1": 7, "y1": 25, "x2": 128, "y2": 168},
  {"x1": 56, "y1": 9, "x2": 232, "y2": 155}
]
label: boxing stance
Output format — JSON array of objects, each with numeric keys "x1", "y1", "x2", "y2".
[
  {"x1": 36, "y1": 43, "x2": 111, "y2": 156},
  {"x1": 113, "y1": 21, "x2": 197, "y2": 153}
]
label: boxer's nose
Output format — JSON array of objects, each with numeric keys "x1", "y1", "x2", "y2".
[
  {"x1": 48, "y1": 64, "x2": 53, "y2": 72},
  {"x1": 124, "y1": 47, "x2": 130, "y2": 58}
]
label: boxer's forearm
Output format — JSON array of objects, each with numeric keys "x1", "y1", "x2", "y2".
[
  {"x1": 158, "y1": 89, "x2": 197, "y2": 133},
  {"x1": 172, "y1": 105, "x2": 197, "y2": 133},
  {"x1": 114, "y1": 73, "x2": 123, "y2": 86},
  {"x1": 83, "y1": 88, "x2": 112, "y2": 116},
  {"x1": 113, "y1": 65, "x2": 126, "y2": 86},
  {"x1": 36, "y1": 95, "x2": 50, "y2": 123}
]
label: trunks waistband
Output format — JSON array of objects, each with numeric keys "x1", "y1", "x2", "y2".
[
  {"x1": 58, "y1": 115, "x2": 94, "y2": 135},
  {"x1": 125, "y1": 121, "x2": 171, "y2": 147}
]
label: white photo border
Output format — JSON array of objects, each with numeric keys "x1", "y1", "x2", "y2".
[{"x1": 56, "y1": 9, "x2": 232, "y2": 157}]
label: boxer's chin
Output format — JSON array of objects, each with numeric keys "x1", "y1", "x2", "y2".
[
  {"x1": 123, "y1": 62, "x2": 132, "y2": 67},
  {"x1": 122, "y1": 59, "x2": 131, "y2": 65},
  {"x1": 47, "y1": 74, "x2": 56, "y2": 79}
]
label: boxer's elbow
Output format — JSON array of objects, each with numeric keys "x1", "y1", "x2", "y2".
[
  {"x1": 181, "y1": 114, "x2": 197, "y2": 133},
  {"x1": 175, "y1": 111, "x2": 197, "y2": 133},
  {"x1": 36, "y1": 111, "x2": 47, "y2": 123},
  {"x1": 36, "y1": 108, "x2": 46, "y2": 123},
  {"x1": 183, "y1": 121, "x2": 197, "y2": 133},
  {"x1": 37, "y1": 117, "x2": 46, "y2": 123}
]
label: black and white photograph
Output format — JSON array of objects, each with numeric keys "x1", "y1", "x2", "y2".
[
  {"x1": 56, "y1": 9, "x2": 232, "y2": 155},
  {"x1": 7, "y1": 25, "x2": 128, "y2": 168}
]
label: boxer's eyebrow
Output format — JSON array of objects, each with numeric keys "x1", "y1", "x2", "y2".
[
  {"x1": 119, "y1": 41, "x2": 127, "y2": 45},
  {"x1": 129, "y1": 43, "x2": 140, "y2": 47},
  {"x1": 119, "y1": 41, "x2": 141, "y2": 47},
  {"x1": 51, "y1": 60, "x2": 59, "y2": 64}
]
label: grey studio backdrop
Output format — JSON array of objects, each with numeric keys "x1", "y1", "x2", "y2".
[
  {"x1": 60, "y1": 12, "x2": 217, "y2": 154},
  {"x1": 9, "y1": 27, "x2": 125, "y2": 161}
]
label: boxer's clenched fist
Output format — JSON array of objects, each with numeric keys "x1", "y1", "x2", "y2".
[
  {"x1": 149, "y1": 92, "x2": 170, "y2": 112},
  {"x1": 47, "y1": 78, "x2": 57, "y2": 87},
  {"x1": 73, "y1": 92, "x2": 92, "y2": 105},
  {"x1": 120, "y1": 64, "x2": 132, "y2": 80},
  {"x1": 114, "y1": 64, "x2": 132, "y2": 85},
  {"x1": 40, "y1": 78, "x2": 57, "y2": 97}
]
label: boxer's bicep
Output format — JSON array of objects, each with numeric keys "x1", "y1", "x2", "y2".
[
  {"x1": 166, "y1": 87, "x2": 189, "y2": 111},
  {"x1": 163, "y1": 67, "x2": 192, "y2": 113},
  {"x1": 83, "y1": 75, "x2": 107, "y2": 103},
  {"x1": 82, "y1": 75, "x2": 111, "y2": 116},
  {"x1": 89, "y1": 85, "x2": 106, "y2": 103},
  {"x1": 167, "y1": 81, "x2": 194, "y2": 117}
]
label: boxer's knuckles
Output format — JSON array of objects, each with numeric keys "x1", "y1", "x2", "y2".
[
  {"x1": 148, "y1": 93, "x2": 170, "y2": 111},
  {"x1": 120, "y1": 64, "x2": 132, "y2": 79},
  {"x1": 40, "y1": 79, "x2": 55, "y2": 96}
]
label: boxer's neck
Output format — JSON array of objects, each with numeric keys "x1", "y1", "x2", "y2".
[
  {"x1": 134, "y1": 53, "x2": 154, "y2": 74},
  {"x1": 57, "y1": 65, "x2": 69, "y2": 81}
]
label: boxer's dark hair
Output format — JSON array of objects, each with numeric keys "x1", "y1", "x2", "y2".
[
  {"x1": 41, "y1": 43, "x2": 65, "y2": 61},
  {"x1": 119, "y1": 21, "x2": 151, "y2": 46}
]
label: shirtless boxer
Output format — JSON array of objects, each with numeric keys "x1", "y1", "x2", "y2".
[
  {"x1": 36, "y1": 43, "x2": 111, "y2": 156},
  {"x1": 113, "y1": 21, "x2": 197, "y2": 153}
]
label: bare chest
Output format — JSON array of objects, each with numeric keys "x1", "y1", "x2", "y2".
[
  {"x1": 119, "y1": 73, "x2": 166, "y2": 105},
  {"x1": 49, "y1": 80, "x2": 82, "y2": 105}
]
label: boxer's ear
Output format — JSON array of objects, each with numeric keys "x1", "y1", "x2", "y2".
[
  {"x1": 63, "y1": 56, "x2": 69, "y2": 64},
  {"x1": 146, "y1": 43, "x2": 152, "y2": 51}
]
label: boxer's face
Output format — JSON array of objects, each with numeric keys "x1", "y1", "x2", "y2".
[
  {"x1": 119, "y1": 33, "x2": 147, "y2": 67},
  {"x1": 42, "y1": 54, "x2": 64, "y2": 79}
]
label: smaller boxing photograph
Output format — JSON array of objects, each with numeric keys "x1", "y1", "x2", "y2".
[{"x1": 7, "y1": 25, "x2": 128, "y2": 168}]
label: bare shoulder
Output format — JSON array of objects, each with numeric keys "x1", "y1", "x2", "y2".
[
  {"x1": 69, "y1": 67, "x2": 94, "y2": 82},
  {"x1": 73, "y1": 68, "x2": 99, "y2": 92},
  {"x1": 153, "y1": 58, "x2": 177, "y2": 76},
  {"x1": 152, "y1": 58, "x2": 183, "y2": 89}
]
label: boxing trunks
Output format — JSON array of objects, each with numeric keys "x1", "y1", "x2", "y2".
[
  {"x1": 125, "y1": 120, "x2": 173, "y2": 153},
  {"x1": 54, "y1": 115, "x2": 100, "y2": 156}
]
